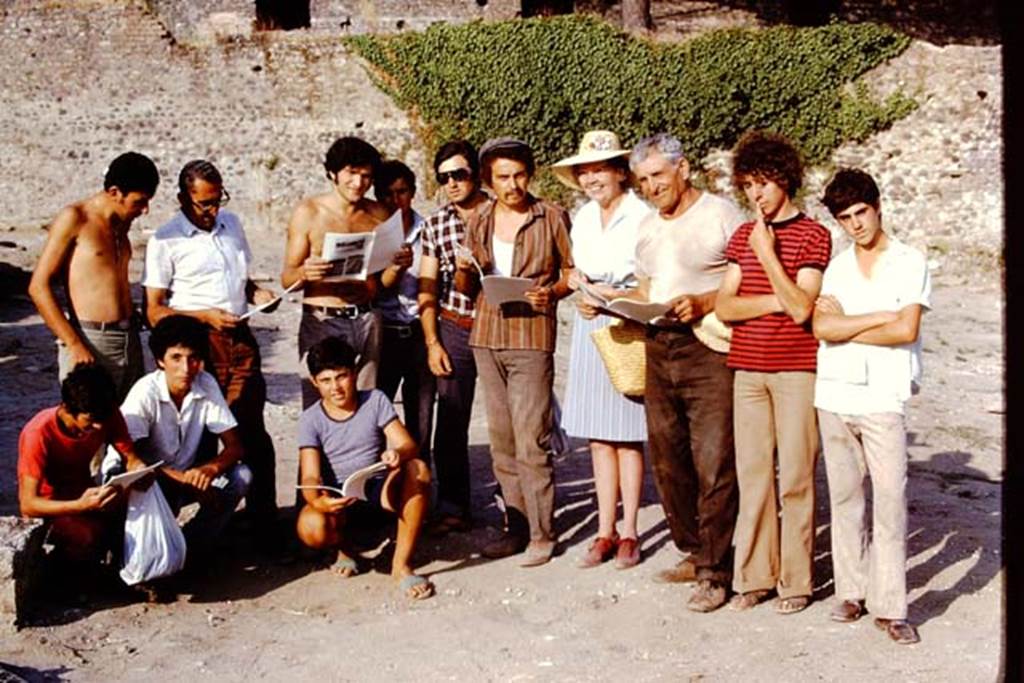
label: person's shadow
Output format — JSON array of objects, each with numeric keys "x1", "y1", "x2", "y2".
[{"x1": 810, "y1": 447, "x2": 1002, "y2": 626}]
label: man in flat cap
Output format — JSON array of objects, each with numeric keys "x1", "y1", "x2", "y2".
[{"x1": 454, "y1": 138, "x2": 574, "y2": 567}]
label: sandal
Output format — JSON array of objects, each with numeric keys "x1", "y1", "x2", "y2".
[
  {"x1": 328, "y1": 555, "x2": 359, "y2": 578},
  {"x1": 775, "y1": 595, "x2": 811, "y2": 615},
  {"x1": 728, "y1": 589, "x2": 772, "y2": 611},
  {"x1": 399, "y1": 574, "x2": 435, "y2": 601},
  {"x1": 578, "y1": 533, "x2": 619, "y2": 568},
  {"x1": 614, "y1": 537, "x2": 641, "y2": 570},
  {"x1": 874, "y1": 618, "x2": 920, "y2": 645}
]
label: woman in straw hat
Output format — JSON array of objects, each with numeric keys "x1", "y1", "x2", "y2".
[{"x1": 554, "y1": 130, "x2": 651, "y2": 569}]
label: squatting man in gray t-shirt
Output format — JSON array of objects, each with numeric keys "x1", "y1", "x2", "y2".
[{"x1": 294, "y1": 336, "x2": 434, "y2": 600}]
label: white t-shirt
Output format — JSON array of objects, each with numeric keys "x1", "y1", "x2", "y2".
[
  {"x1": 571, "y1": 189, "x2": 651, "y2": 288},
  {"x1": 491, "y1": 233, "x2": 515, "y2": 276},
  {"x1": 814, "y1": 238, "x2": 932, "y2": 416},
  {"x1": 143, "y1": 210, "x2": 253, "y2": 317},
  {"x1": 105, "y1": 370, "x2": 237, "y2": 472},
  {"x1": 634, "y1": 191, "x2": 745, "y2": 303}
]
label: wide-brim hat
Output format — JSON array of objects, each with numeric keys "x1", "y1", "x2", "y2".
[{"x1": 551, "y1": 130, "x2": 632, "y2": 191}]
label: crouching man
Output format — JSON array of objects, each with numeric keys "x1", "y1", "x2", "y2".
[
  {"x1": 103, "y1": 315, "x2": 251, "y2": 557},
  {"x1": 295, "y1": 336, "x2": 434, "y2": 600},
  {"x1": 19, "y1": 364, "x2": 151, "y2": 567}
]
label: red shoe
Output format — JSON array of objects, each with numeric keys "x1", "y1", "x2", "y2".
[
  {"x1": 614, "y1": 537, "x2": 641, "y2": 569},
  {"x1": 578, "y1": 533, "x2": 619, "y2": 568}
]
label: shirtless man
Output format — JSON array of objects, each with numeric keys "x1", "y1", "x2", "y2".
[
  {"x1": 29, "y1": 152, "x2": 160, "y2": 400},
  {"x1": 281, "y1": 136, "x2": 391, "y2": 408}
]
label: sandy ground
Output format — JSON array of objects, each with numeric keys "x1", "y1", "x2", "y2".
[{"x1": 0, "y1": 221, "x2": 1004, "y2": 681}]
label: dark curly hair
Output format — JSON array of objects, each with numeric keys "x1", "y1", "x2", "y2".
[
  {"x1": 306, "y1": 336, "x2": 357, "y2": 377},
  {"x1": 732, "y1": 130, "x2": 804, "y2": 198},
  {"x1": 61, "y1": 364, "x2": 117, "y2": 420},
  {"x1": 148, "y1": 315, "x2": 209, "y2": 363},
  {"x1": 323, "y1": 136, "x2": 382, "y2": 177},
  {"x1": 822, "y1": 168, "x2": 880, "y2": 217}
]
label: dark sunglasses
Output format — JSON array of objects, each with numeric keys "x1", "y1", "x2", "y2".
[{"x1": 436, "y1": 168, "x2": 472, "y2": 184}]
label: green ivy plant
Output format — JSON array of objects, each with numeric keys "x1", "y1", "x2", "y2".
[{"x1": 346, "y1": 15, "x2": 914, "y2": 203}]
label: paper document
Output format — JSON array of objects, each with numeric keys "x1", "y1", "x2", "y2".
[
  {"x1": 104, "y1": 460, "x2": 164, "y2": 490},
  {"x1": 238, "y1": 280, "x2": 302, "y2": 321},
  {"x1": 481, "y1": 275, "x2": 534, "y2": 305},
  {"x1": 296, "y1": 461, "x2": 389, "y2": 501},
  {"x1": 577, "y1": 279, "x2": 670, "y2": 324},
  {"x1": 320, "y1": 211, "x2": 406, "y2": 282}
]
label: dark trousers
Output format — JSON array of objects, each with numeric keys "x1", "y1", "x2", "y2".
[
  {"x1": 377, "y1": 320, "x2": 437, "y2": 467},
  {"x1": 206, "y1": 324, "x2": 277, "y2": 524},
  {"x1": 432, "y1": 317, "x2": 478, "y2": 517},
  {"x1": 644, "y1": 327, "x2": 737, "y2": 584}
]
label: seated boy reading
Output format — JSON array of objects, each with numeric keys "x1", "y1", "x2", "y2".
[
  {"x1": 18, "y1": 364, "x2": 150, "y2": 566},
  {"x1": 296, "y1": 336, "x2": 434, "y2": 600}
]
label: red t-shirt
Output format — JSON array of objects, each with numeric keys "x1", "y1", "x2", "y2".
[
  {"x1": 17, "y1": 406, "x2": 134, "y2": 501},
  {"x1": 724, "y1": 214, "x2": 832, "y2": 372}
]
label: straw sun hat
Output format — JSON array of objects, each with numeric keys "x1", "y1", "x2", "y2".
[{"x1": 551, "y1": 130, "x2": 632, "y2": 191}]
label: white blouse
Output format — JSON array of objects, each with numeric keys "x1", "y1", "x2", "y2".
[{"x1": 570, "y1": 189, "x2": 651, "y2": 288}]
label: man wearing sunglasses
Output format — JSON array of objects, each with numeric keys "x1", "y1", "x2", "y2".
[
  {"x1": 143, "y1": 159, "x2": 282, "y2": 552},
  {"x1": 417, "y1": 140, "x2": 489, "y2": 534}
]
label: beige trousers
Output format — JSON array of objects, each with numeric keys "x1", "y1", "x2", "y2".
[
  {"x1": 818, "y1": 409, "x2": 909, "y2": 619},
  {"x1": 732, "y1": 370, "x2": 818, "y2": 598}
]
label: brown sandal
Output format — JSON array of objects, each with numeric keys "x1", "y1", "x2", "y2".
[
  {"x1": 614, "y1": 537, "x2": 641, "y2": 569},
  {"x1": 728, "y1": 589, "x2": 772, "y2": 611}
]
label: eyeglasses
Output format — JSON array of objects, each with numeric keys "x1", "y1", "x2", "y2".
[
  {"x1": 190, "y1": 188, "x2": 231, "y2": 211},
  {"x1": 436, "y1": 168, "x2": 472, "y2": 185}
]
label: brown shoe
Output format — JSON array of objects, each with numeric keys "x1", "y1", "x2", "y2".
[
  {"x1": 686, "y1": 580, "x2": 727, "y2": 613},
  {"x1": 653, "y1": 557, "x2": 697, "y2": 584},
  {"x1": 614, "y1": 537, "x2": 641, "y2": 570},
  {"x1": 830, "y1": 599, "x2": 865, "y2": 623},
  {"x1": 578, "y1": 534, "x2": 619, "y2": 568},
  {"x1": 874, "y1": 618, "x2": 921, "y2": 645},
  {"x1": 519, "y1": 540, "x2": 556, "y2": 567},
  {"x1": 728, "y1": 589, "x2": 772, "y2": 611}
]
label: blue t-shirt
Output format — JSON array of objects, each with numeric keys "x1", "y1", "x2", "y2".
[{"x1": 297, "y1": 390, "x2": 398, "y2": 485}]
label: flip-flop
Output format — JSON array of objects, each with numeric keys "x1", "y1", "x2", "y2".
[
  {"x1": 329, "y1": 556, "x2": 359, "y2": 578},
  {"x1": 399, "y1": 574, "x2": 435, "y2": 600}
]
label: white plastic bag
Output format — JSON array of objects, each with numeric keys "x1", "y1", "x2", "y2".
[{"x1": 120, "y1": 482, "x2": 187, "y2": 585}]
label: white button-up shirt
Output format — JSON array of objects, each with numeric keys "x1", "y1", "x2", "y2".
[
  {"x1": 143, "y1": 210, "x2": 253, "y2": 316},
  {"x1": 111, "y1": 369, "x2": 237, "y2": 471},
  {"x1": 571, "y1": 189, "x2": 651, "y2": 288},
  {"x1": 814, "y1": 238, "x2": 932, "y2": 415}
]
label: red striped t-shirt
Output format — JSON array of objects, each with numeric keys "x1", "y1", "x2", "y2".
[{"x1": 724, "y1": 213, "x2": 832, "y2": 372}]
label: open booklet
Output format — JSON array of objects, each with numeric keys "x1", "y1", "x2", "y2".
[
  {"x1": 296, "y1": 461, "x2": 389, "y2": 501},
  {"x1": 320, "y1": 210, "x2": 406, "y2": 282},
  {"x1": 103, "y1": 460, "x2": 164, "y2": 490},
  {"x1": 576, "y1": 279, "x2": 670, "y2": 324},
  {"x1": 453, "y1": 243, "x2": 534, "y2": 305}
]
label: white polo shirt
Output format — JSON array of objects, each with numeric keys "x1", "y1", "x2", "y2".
[
  {"x1": 814, "y1": 238, "x2": 932, "y2": 416},
  {"x1": 571, "y1": 189, "x2": 651, "y2": 288},
  {"x1": 143, "y1": 210, "x2": 253, "y2": 316},
  {"x1": 112, "y1": 369, "x2": 237, "y2": 471}
]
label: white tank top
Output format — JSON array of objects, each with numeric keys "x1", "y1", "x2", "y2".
[{"x1": 491, "y1": 234, "x2": 515, "y2": 276}]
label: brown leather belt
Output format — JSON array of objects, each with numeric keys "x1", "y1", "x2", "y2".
[
  {"x1": 77, "y1": 318, "x2": 133, "y2": 332},
  {"x1": 440, "y1": 308, "x2": 475, "y2": 331}
]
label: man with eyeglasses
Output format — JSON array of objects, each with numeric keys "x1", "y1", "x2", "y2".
[
  {"x1": 281, "y1": 136, "x2": 391, "y2": 408},
  {"x1": 143, "y1": 159, "x2": 281, "y2": 551},
  {"x1": 29, "y1": 152, "x2": 159, "y2": 401},
  {"x1": 417, "y1": 140, "x2": 489, "y2": 534}
]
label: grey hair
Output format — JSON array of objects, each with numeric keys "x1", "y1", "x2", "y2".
[
  {"x1": 629, "y1": 133, "x2": 686, "y2": 171},
  {"x1": 178, "y1": 159, "x2": 223, "y2": 194}
]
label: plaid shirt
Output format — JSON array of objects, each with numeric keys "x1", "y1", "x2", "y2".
[
  {"x1": 421, "y1": 203, "x2": 476, "y2": 318},
  {"x1": 466, "y1": 195, "x2": 574, "y2": 353}
]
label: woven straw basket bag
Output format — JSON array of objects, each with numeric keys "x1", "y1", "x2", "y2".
[{"x1": 589, "y1": 319, "x2": 647, "y2": 397}]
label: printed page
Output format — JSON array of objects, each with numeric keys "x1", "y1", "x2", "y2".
[
  {"x1": 605, "y1": 298, "x2": 670, "y2": 324},
  {"x1": 104, "y1": 460, "x2": 164, "y2": 490},
  {"x1": 238, "y1": 280, "x2": 302, "y2": 321},
  {"x1": 321, "y1": 231, "x2": 375, "y2": 281}
]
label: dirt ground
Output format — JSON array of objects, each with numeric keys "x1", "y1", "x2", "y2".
[{"x1": 0, "y1": 222, "x2": 1004, "y2": 681}]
